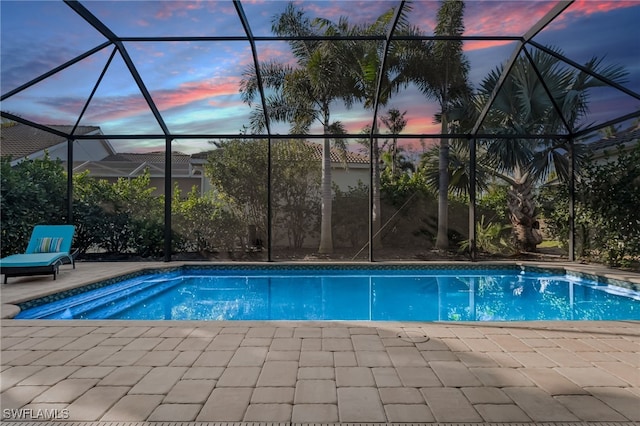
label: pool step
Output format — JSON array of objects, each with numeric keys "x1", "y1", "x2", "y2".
[
  {"x1": 80, "y1": 280, "x2": 182, "y2": 319},
  {"x1": 52, "y1": 279, "x2": 183, "y2": 320},
  {"x1": 16, "y1": 277, "x2": 181, "y2": 319}
]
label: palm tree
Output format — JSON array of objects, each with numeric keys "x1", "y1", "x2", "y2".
[
  {"x1": 414, "y1": 0, "x2": 471, "y2": 250},
  {"x1": 239, "y1": 3, "x2": 358, "y2": 254},
  {"x1": 380, "y1": 108, "x2": 408, "y2": 181},
  {"x1": 477, "y1": 47, "x2": 627, "y2": 252},
  {"x1": 329, "y1": 4, "x2": 419, "y2": 250},
  {"x1": 419, "y1": 139, "x2": 488, "y2": 198}
]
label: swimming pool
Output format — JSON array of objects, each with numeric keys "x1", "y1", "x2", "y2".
[{"x1": 15, "y1": 265, "x2": 640, "y2": 321}]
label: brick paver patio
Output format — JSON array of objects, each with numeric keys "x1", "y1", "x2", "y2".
[{"x1": 1, "y1": 261, "x2": 639, "y2": 424}]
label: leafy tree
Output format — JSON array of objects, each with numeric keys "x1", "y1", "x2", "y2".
[
  {"x1": 91, "y1": 170, "x2": 164, "y2": 256},
  {"x1": 204, "y1": 138, "x2": 321, "y2": 250},
  {"x1": 1, "y1": 157, "x2": 165, "y2": 258},
  {"x1": 477, "y1": 184, "x2": 510, "y2": 223},
  {"x1": 72, "y1": 171, "x2": 113, "y2": 254},
  {"x1": 380, "y1": 166, "x2": 432, "y2": 208},
  {"x1": 541, "y1": 144, "x2": 640, "y2": 268},
  {"x1": 477, "y1": 47, "x2": 627, "y2": 252},
  {"x1": 172, "y1": 186, "x2": 243, "y2": 253},
  {"x1": 1, "y1": 155, "x2": 67, "y2": 255},
  {"x1": 206, "y1": 139, "x2": 269, "y2": 239},
  {"x1": 272, "y1": 141, "x2": 321, "y2": 249},
  {"x1": 239, "y1": 3, "x2": 358, "y2": 254},
  {"x1": 583, "y1": 145, "x2": 639, "y2": 266}
]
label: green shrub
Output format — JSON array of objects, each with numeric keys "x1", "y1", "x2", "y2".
[
  {"x1": 582, "y1": 144, "x2": 640, "y2": 267},
  {"x1": 541, "y1": 143, "x2": 640, "y2": 268},
  {"x1": 460, "y1": 215, "x2": 513, "y2": 255},
  {"x1": 3, "y1": 157, "x2": 170, "y2": 258},
  {"x1": 172, "y1": 186, "x2": 244, "y2": 253},
  {"x1": 332, "y1": 181, "x2": 368, "y2": 248},
  {"x1": 1, "y1": 155, "x2": 67, "y2": 255}
]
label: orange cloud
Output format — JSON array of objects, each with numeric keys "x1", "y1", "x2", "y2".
[
  {"x1": 404, "y1": 116, "x2": 440, "y2": 134},
  {"x1": 464, "y1": 39, "x2": 516, "y2": 52}
]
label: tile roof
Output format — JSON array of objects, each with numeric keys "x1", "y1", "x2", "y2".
[
  {"x1": 185, "y1": 141, "x2": 369, "y2": 164},
  {"x1": 587, "y1": 124, "x2": 639, "y2": 152},
  {"x1": 0, "y1": 123, "x2": 101, "y2": 159},
  {"x1": 305, "y1": 142, "x2": 369, "y2": 164},
  {"x1": 101, "y1": 151, "x2": 191, "y2": 164}
]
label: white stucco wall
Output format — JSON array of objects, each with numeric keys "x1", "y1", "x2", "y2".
[{"x1": 331, "y1": 164, "x2": 369, "y2": 190}]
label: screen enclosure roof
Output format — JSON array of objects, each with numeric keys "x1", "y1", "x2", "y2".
[{"x1": 1, "y1": 0, "x2": 639, "y2": 155}]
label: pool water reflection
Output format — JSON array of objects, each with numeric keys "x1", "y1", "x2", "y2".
[{"x1": 15, "y1": 268, "x2": 640, "y2": 321}]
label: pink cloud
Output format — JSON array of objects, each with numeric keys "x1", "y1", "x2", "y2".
[
  {"x1": 153, "y1": 77, "x2": 241, "y2": 111},
  {"x1": 569, "y1": 0, "x2": 638, "y2": 16},
  {"x1": 154, "y1": 0, "x2": 203, "y2": 20},
  {"x1": 69, "y1": 77, "x2": 243, "y2": 123},
  {"x1": 547, "y1": 0, "x2": 639, "y2": 30},
  {"x1": 459, "y1": 1, "x2": 637, "y2": 51},
  {"x1": 84, "y1": 96, "x2": 148, "y2": 122}
]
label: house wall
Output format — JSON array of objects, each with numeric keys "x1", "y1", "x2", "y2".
[
  {"x1": 332, "y1": 165, "x2": 369, "y2": 190},
  {"x1": 152, "y1": 177, "x2": 206, "y2": 197},
  {"x1": 589, "y1": 142, "x2": 637, "y2": 166}
]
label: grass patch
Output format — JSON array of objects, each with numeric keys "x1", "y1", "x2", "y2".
[{"x1": 539, "y1": 240, "x2": 561, "y2": 248}]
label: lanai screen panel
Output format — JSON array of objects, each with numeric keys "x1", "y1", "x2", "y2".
[{"x1": 2, "y1": 0, "x2": 639, "y2": 262}]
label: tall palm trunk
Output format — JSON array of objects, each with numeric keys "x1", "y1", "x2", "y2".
[
  {"x1": 371, "y1": 132, "x2": 382, "y2": 250},
  {"x1": 390, "y1": 136, "x2": 398, "y2": 181},
  {"x1": 506, "y1": 172, "x2": 542, "y2": 252},
  {"x1": 435, "y1": 114, "x2": 449, "y2": 250},
  {"x1": 318, "y1": 121, "x2": 333, "y2": 254}
]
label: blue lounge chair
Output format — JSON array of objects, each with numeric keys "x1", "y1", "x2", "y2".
[{"x1": 0, "y1": 225, "x2": 76, "y2": 284}]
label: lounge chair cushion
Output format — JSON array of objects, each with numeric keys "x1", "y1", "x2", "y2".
[
  {"x1": 34, "y1": 237, "x2": 64, "y2": 253},
  {"x1": 1, "y1": 253, "x2": 69, "y2": 267}
]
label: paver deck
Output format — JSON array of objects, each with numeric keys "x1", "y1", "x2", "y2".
[{"x1": 1, "y1": 261, "x2": 639, "y2": 424}]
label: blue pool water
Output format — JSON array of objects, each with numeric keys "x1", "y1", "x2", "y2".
[{"x1": 15, "y1": 267, "x2": 640, "y2": 321}]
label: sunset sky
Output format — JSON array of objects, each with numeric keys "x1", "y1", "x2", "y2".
[{"x1": 1, "y1": 0, "x2": 639, "y2": 154}]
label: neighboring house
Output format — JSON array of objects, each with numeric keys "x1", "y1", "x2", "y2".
[
  {"x1": 0, "y1": 123, "x2": 115, "y2": 166},
  {"x1": 586, "y1": 123, "x2": 639, "y2": 165},
  {"x1": 197, "y1": 141, "x2": 369, "y2": 192},
  {"x1": 305, "y1": 142, "x2": 369, "y2": 190},
  {"x1": 2, "y1": 123, "x2": 369, "y2": 198},
  {"x1": 1, "y1": 123, "x2": 209, "y2": 196},
  {"x1": 74, "y1": 152, "x2": 210, "y2": 197}
]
